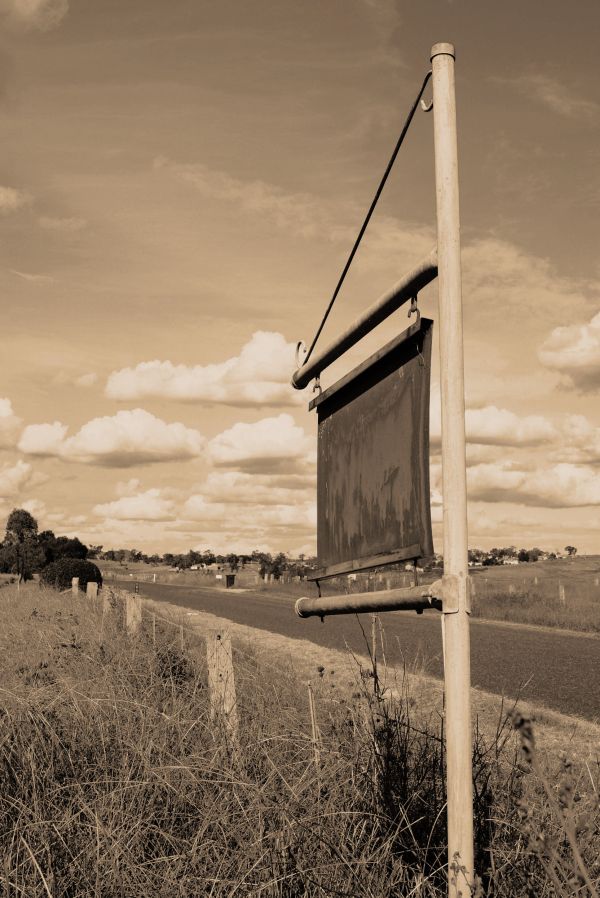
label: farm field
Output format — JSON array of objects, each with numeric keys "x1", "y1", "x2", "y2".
[{"x1": 0, "y1": 582, "x2": 598, "y2": 897}]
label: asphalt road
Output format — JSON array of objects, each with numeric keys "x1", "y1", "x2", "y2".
[{"x1": 114, "y1": 580, "x2": 600, "y2": 723}]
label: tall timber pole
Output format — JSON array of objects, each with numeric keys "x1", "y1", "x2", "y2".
[{"x1": 430, "y1": 42, "x2": 474, "y2": 896}]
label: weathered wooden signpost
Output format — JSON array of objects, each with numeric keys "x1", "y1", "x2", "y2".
[{"x1": 291, "y1": 43, "x2": 474, "y2": 897}]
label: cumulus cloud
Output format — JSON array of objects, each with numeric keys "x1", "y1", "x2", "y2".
[
  {"x1": 0, "y1": 0, "x2": 68, "y2": 30},
  {"x1": 467, "y1": 461, "x2": 600, "y2": 507},
  {"x1": 465, "y1": 406, "x2": 557, "y2": 446},
  {"x1": 538, "y1": 310, "x2": 600, "y2": 391},
  {"x1": 0, "y1": 398, "x2": 23, "y2": 449},
  {"x1": 93, "y1": 488, "x2": 176, "y2": 522},
  {"x1": 19, "y1": 409, "x2": 205, "y2": 467},
  {"x1": 208, "y1": 413, "x2": 314, "y2": 473},
  {"x1": 0, "y1": 460, "x2": 35, "y2": 497},
  {"x1": 18, "y1": 421, "x2": 68, "y2": 456},
  {"x1": 106, "y1": 331, "x2": 304, "y2": 406},
  {"x1": 430, "y1": 391, "x2": 557, "y2": 448},
  {"x1": 0, "y1": 186, "x2": 30, "y2": 214}
]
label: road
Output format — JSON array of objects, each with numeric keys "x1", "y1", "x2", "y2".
[{"x1": 114, "y1": 579, "x2": 600, "y2": 723}]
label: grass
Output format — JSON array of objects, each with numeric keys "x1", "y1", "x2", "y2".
[{"x1": 0, "y1": 583, "x2": 597, "y2": 896}]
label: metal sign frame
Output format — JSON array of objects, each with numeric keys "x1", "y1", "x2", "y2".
[
  {"x1": 309, "y1": 318, "x2": 434, "y2": 581},
  {"x1": 290, "y1": 44, "x2": 474, "y2": 896}
]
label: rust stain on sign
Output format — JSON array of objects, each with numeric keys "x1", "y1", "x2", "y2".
[{"x1": 309, "y1": 318, "x2": 434, "y2": 580}]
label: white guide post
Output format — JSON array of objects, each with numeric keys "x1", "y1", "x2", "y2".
[{"x1": 431, "y1": 43, "x2": 474, "y2": 895}]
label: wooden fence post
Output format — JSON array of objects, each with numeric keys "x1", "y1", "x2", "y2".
[
  {"x1": 206, "y1": 630, "x2": 239, "y2": 748},
  {"x1": 71, "y1": 577, "x2": 79, "y2": 595},
  {"x1": 86, "y1": 581, "x2": 98, "y2": 600},
  {"x1": 559, "y1": 582, "x2": 565, "y2": 605},
  {"x1": 125, "y1": 592, "x2": 142, "y2": 635}
]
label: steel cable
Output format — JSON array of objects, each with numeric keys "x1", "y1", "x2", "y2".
[{"x1": 302, "y1": 70, "x2": 432, "y2": 367}]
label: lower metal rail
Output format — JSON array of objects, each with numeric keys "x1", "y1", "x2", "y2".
[{"x1": 295, "y1": 580, "x2": 443, "y2": 618}]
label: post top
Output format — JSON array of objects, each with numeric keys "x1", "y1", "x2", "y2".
[{"x1": 430, "y1": 42, "x2": 455, "y2": 60}]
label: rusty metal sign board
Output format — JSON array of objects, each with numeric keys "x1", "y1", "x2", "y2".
[{"x1": 308, "y1": 318, "x2": 434, "y2": 580}]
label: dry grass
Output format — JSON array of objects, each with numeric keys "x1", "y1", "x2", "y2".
[{"x1": 0, "y1": 583, "x2": 598, "y2": 897}]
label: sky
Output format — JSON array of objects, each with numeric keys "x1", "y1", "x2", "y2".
[{"x1": 0, "y1": 0, "x2": 599, "y2": 556}]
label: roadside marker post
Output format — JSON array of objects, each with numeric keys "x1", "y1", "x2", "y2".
[{"x1": 291, "y1": 43, "x2": 474, "y2": 895}]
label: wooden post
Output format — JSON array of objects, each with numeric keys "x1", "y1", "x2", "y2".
[
  {"x1": 431, "y1": 41, "x2": 474, "y2": 896},
  {"x1": 125, "y1": 592, "x2": 142, "y2": 635},
  {"x1": 559, "y1": 581, "x2": 565, "y2": 605},
  {"x1": 206, "y1": 631, "x2": 239, "y2": 748},
  {"x1": 71, "y1": 577, "x2": 79, "y2": 595},
  {"x1": 86, "y1": 581, "x2": 98, "y2": 600},
  {"x1": 152, "y1": 613, "x2": 156, "y2": 645}
]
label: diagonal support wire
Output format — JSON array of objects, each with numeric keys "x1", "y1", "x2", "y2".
[{"x1": 302, "y1": 70, "x2": 432, "y2": 367}]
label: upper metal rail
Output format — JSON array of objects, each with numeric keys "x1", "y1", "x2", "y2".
[{"x1": 291, "y1": 249, "x2": 438, "y2": 389}]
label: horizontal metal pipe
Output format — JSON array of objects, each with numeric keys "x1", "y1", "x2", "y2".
[
  {"x1": 295, "y1": 580, "x2": 443, "y2": 618},
  {"x1": 292, "y1": 249, "x2": 437, "y2": 389}
]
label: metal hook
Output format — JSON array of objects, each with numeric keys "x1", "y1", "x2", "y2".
[
  {"x1": 312, "y1": 375, "x2": 322, "y2": 395},
  {"x1": 408, "y1": 295, "x2": 421, "y2": 325},
  {"x1": 420, "y1": 98, "x2": 433, "y2": 112},
  {"x1": 295, "y1": 340, "x2": 307, "y2": 368}
]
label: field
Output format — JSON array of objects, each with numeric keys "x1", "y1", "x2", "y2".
[{"x1": 0, "y1": 582, "x2": 598, "y2": 897}]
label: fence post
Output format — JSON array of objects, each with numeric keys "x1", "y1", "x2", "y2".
[
  {"x1": 431, "y1": 41, "x2": 474, "y2": 896},
  {"x1": 71, "y1": 577, "x2": 79, "y2": 595},
  {"x1": 559, "y1": 581, "x2": 565, "y2": 605},
  {"x1": 206, "y1": 630, "x2": 239, "y2": 749},
  {"x1": 125, "y1": 592, "x2": 142, "y2": 635},
  {"x1": 86, "y1": 581, "x2": 98, "y2": 600}
]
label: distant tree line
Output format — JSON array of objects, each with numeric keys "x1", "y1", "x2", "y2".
[{"x1": 468, "y1": 545, "x2": 576, "y2": 565}]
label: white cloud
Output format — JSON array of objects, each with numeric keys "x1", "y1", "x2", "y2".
[
  {"x1": 465, "y1": 406, "x2": 557, "y2": 446},
  {"x1": 430, "y1": 390, "x2": 557, "y2": 448},
  {"x1": 20, "y1": 498, "x2": 47, "y2": 520},
  {"x1": 0, "y1": 460, "x2": 35, "y2": 497},
  {"x1": 19, "y1": 409, "x2": 205, "y2": 467},
  {"x1": 18, "y1": 421, "x2": 69, "y2": 457},
  {"x1": 93, "y1": 488, "x2": 176, "y2": 522},
  {"x1": 105, "y1": 331, "x2": 304, "y2": 406},
  {"x1": 0, "y1": 186, "x2": 30, "y2": 214},
  {"x1": 467, "y1": 461, "x2": 600, "y2": 508},
  {"x1": 38, "y1": 215, "x2": 86, "y2": 231},
  {"x1": 554, "y1": 415, "x2": 600, "y2": 464},
  {"x1": 0, "y1": 0, "x2": 68, "y2": 30},
  {"x1": 500, "y1": 73, "x2": 600, "y2": 123},
  {"x1": 199, "y1": 470, "x2": 314, "y2": 505},
  {"x1": 208, "y1": 413, "x2": 314, "y2": 473},
  {"x1": 10, "y1": 270, "x2": 54, "y2": 284},
  {"x1": 154, "y1": 156, "x2": 329, "y2": 239},
  {"x1": 538, "y1": 310, "x2": 600, "y2": 391},
  {"x1": 0, "y1": 399, "x2": 23, "y2": 449}
]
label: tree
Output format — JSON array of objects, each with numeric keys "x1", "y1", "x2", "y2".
[
  {"x1": 564, "y1": 546, "x2": 577, "y2": 557},
  {"x1": 226, "y1": 553, "x2": 239, "y2": 572},
  {"x1": 2, "y1": 508, "x2": 41, "y2": 581}
]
